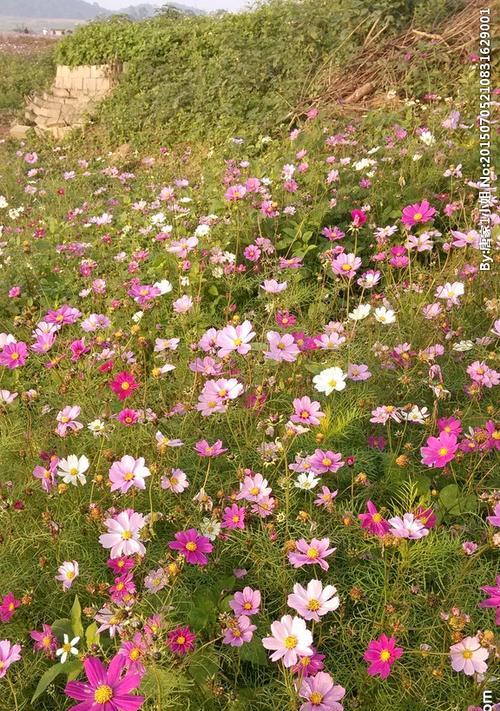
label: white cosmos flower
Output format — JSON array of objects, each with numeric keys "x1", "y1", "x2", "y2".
[
  {"x1": 313, "y1": 366, "x2": 347, "y2": 395},
  {"x1": 294, "y1": 472, "x2": 320, "y2": 490},
  {"x1": 403, "y1": 406, "x2": 429, "y2": 424},
  {"x1": 154, "y1": 279, "x2": 173, "y2": 294},
  {"x1": 88, "y1": 419, "x2": 106, "y2": 436},
  {"x1": 374, "y1": 306, "x2": 396, "y2": 324},
  {"x1": 349, "y1": 303, "x2": 371, "y2": 321},
  {"x1": 56, "y1": 634, "x2": 80, "y2": 663},
  {"x1": 57, "y1": 455, "x2": 89, "y2": 486}
]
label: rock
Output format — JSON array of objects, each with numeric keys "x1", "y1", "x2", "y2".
[{"x1": 9, "y1": 124, "x2": 31, "y2": 139}]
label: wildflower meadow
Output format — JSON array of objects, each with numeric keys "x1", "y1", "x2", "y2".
[{"x1": 0, "y1": 1, "x2": 498, "y2": 710}]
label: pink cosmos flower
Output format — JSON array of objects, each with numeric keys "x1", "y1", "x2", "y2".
[
  {"x1": 225, "y1": 184, "x2": 247, "y2": 201},
  {"x1": 109, "y1": 456, "x2": 151, "y2": 494},
  {"x1": 262, "y1": 615, "x2": 313, "y2": 667},
  {"x1": 299, "y1": 671, "x2": 346, "y2": 711},
  {"x1": 364, "y1": 634, "x2": 403, "y2": 679},
  {"x1": 117, "y1": 409, "x2": 139, "y2": 426},
  {"x1": 194, "y1": 439, "x2": 227, "y2": 457},
  {"x1": 222, "y1": 615, "x2": 256, "y2": 647},
  {"x1": 351, "y1": 209, "x2": 367, "y2": 227},
  {"x1": 260, "y1": 279, "x2": 288, "y2": 293},
  {"x1": 118, "y1": 633, "x2": 147, "y2": 676},
  {"x1": 288, "y1": 538, "x2": 336, "y2": 572},
  {"x1": 287, "y1": 579, "x2": 340, "y2": 622},
  {"x1": 33, "y1": 461, "x2": 57, "y2": 492},
  {"x1": 264, "y1": 331, "x2": 300, "y2": 362},
  {"x1": 309, "y1": 449, "x2": 344, "y2": 475},
  {"x1": 0, "y1": 593, "x2": 20, "y2": 622},
  {"x1": 31, "y1": 624, "x2": 57, "y2": 658},
  {"x1": 291, "y1": 647, "x2": 325, "y2": 677},
  {"x1": 56, "y1": 560, "x2": 79, "y2": 590},
  {"x1": 0, "y1": 640, "x2": 21, "y2": 678},
  {"x1": 168, "y1": 529, "x2": 213, "y2": 565},
  {"x1": 0, "y1": 341, "x2": 28, "y2": 369},
  {"x1": 388, "y1": 514, "x2": 429, "y2": 540},
  {"x1": 161, "y1": 469, "x2": 189, "y2": 493},
  {"x1": 291, "y1": 397, "x2": 324, "y2": 426},
  {"x1": 479, "y1": 576, "x2": 500, "y2": 625},
  {"x1": 230, "y1": 587, "x2": 261, "y2": 616},
  {"x1": 221, "y1": 503, "x2": 246, "y2": 530},
  {"x1": 167, "y1": 626, "x2": 196, "y2": 655},
  {"x1": 401, "y1": 200, "x2": 436, "y2": 228},
  {"x1": 110, "y1": 371, "x2": 139, "y2": 401},
  {"x1": 65, "y1": 653, "x2": 144, "y2": 710},
  {"x1": 45, "y1": 305, "x2": 81, "y2": 325},
  {"x1": 99, "y1": 510, "x2": 147, "y2": 559},
  {"x1": 359, "y1": 500, "x2": 390, "y2": 536},
  {"x1": 437, "y1": 417, "x2": 462, "y2": 437},
  {"x1": 331, "y1": 252, "x2": 362, "y2": 278},
  {"x1": 236, "y1": 472, "x2": 271, "y2": 502},
  {"x1": 487, "y1": 503, "x2": 500, "y2": 527},
  {"x1": 216, "y1": 320, "x2": 255, "y2": 357},
  {"x1": 449, "y1": 636, "x2": 489, "y2": 676},
  {"x1": 314, "y1": 486, "x2": 338, "y2": 509},
  {"x1": 56, "y1": 405, "x2": 83, "y2": 437},
  {"x1": 347, "y1": 363, "x2": 371, "y2": 381},
  {"x1": 420, "y1": 431, "x2": 458, "y2": 468}
]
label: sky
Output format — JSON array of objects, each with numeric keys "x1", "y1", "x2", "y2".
[{"x1": 98, "y1": 0, "x2": 249, "y2": 10}]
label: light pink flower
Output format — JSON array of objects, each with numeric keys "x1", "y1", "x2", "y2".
[
  {"x1": 288, "y1": 579, "x2": 340, "y2": 622},
  {"x1": 262, "y1": 615, "x2": 313, "y2": 667}
]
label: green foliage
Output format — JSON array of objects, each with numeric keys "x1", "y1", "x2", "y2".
[{"x1": 0, "y1": 50, "x2": 54, "y2": 111}]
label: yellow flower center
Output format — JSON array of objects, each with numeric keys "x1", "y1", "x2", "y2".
[
  {"x1": 129, "y1": 648, "x2": 141, "y2": 661},
  {"x1": 176, "y1": 635, "x2": 186, "y2": 645},
  {"x1": 185, "y1": 541, "x2": 197, "y2": 552},
  {"x1": 438, "y1": 447, "x2": 448, "y2": 456},
  {"x1": 413, "y1": 212, "x2": 422, "y2": 221},
  {"x1": 69, "y1": 468, "x2": 79, "y2": 476},
  {"x1": 66, "y1": 571, "x2": 75, "y2": 580},
  {"x1": 42, "y1": 636, "x2": 52, "y2": 647},
  {"x1": 380, "y1": 649, "x2": 391, "y2": 662},
  {"x1": 234, "y1": 338, "x2": 242, "y2": 346},
  {"x1": 243, "y1": 602, "x2": 252, "y2": 610},
  {"x1": 322, "y1": 458, "x2": 332, "y2": 466},
  {"x1": 306, "y1": 547, "x2": 319, "y2": 559},
  {"x1": 94, "y1": 685, "x2": 113, "y2": 703},
  {"x1": 11, "y1": 352, "x2": 19, "y2": 360},
  {"x1": 121, "y1": 530, "x2": 132, "y2": 540},
  {"x1": 250, "y1": 487, "x2": 259, "y2": 495},
  {"x1": 310, "y1": 692, "x2": 323, "y2": 705},
  {"x1": 341, "y1": 263, "x2": 351, "y2": 271},
  {"x1": 62, "y1": 642, "x2": 72, "y2": 653},
  {"x1": 462, "y1": 650, "x2": 473, "y2": 659},
  {"x1": 372, "y1": 513, "x2": 382, "y2": 523},
  {"x1": 308, "y1": 599, "x2": 320, "y2": 611},
  {"x1": 121, "y1": 382, "x2": 130, "y2": 390},
  {"x1": 124, "y1": 472, "x2": 134, "y2": 481},
  {"x1": 232, "y1": 515, "x2": 240, "y2": 523},
  {"x1": 284, "y1": 635, "x2": 297, "y2": 649},
  {"x1": 300, "y1": 410, "x2": 310, "y2": 419}
]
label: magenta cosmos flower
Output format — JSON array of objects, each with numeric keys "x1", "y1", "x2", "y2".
[
  {"x1": 364, "y1": 634, "x2": 403, "y2": 679},
  {"x1": 109, "y1": 371, "x2": 139, "y2": 401},
  {"x1": 64, "y1": 654, "x2": 144, "y2": 710},
  {"x1": 167, "y1": 626, "x2": 196, "y2": 655},
  {"x1": 420, "y1": 431, "x2": 458, "y2": 468},
  {"x1": 0, "y1": 341, "x2": 28, "y2": 369},
  {"x1": 358, "y1": 500, "x2": 390, "y2": 536},
  {"x1": 288, "y1": 538, "x2": 336, "y2": 572},
  {"x1": 479, "y1": 576, "x2": 500, "y2": 625},
  {"x1": 299, "y1": 671, "x2": 346, "y2": 711},
  {"x1": 168, "y1": 529, "x2": 213, "y2": 565},
  {"x1": 487, "y1": 503, "x2": 500, "y2": 527},
  {"x1": 99, "y1": 510, "x2": 147, "y2": 559},
  {"x1": 0, "y1": 593, "x2": 20, "y2": 622},
  {"x1": 0, "y1": 640, "x2": 21, "y2": 677},
  {"x1": 449, "y1": 636, "x2": 489, "y2": 676},
  {"x1": 262, "y1": 615, "x2": 313, "y2": 667},
  {"x1": 221, "y1": 503, "x2": 246, "y2": 530},
  {"x1": 401, "y1": 200, "x2": 436, "y2": 229}
]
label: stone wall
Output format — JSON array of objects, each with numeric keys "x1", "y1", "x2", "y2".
[{"x1": 10, "y1": 63, "x2": 123, "y2": 141}]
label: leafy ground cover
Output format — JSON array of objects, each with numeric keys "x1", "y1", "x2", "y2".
[{"x1": 0, "y1": 2, "x2": 498, "y2": 710}]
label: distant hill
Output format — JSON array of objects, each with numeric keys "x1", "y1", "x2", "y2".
[{"x1": 0, "y1": 0, "x2": 203, "y2": 21}]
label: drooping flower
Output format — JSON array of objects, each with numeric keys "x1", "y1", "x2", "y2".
[
  {"x1": 168, "y1": 529, "x2": 213, "y2": 565},
  {"x1": 478, "y1": 576, "x2": 500, "y2": 625},
  {"x1": 262, "y1": 615, "x2": 313, "y2": 667},
  {"x1": 287, "y1": 579, "x2": 340, "y2": 622},
  {"x1": 449, "y1": 636, "x2": 489, "y2": 676},
  {"x1": 64, "y1": 653, "x2": 144, "y2": 710},
  {"x1": 0, "y1": 593, "x2": 20, "y2": 622},
  {"x1": 31, "y1": 624, "x2": 57, "y2": 658},
  {"x1": 364, "y1": 634, "x2": 403, "y2": 679}
]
